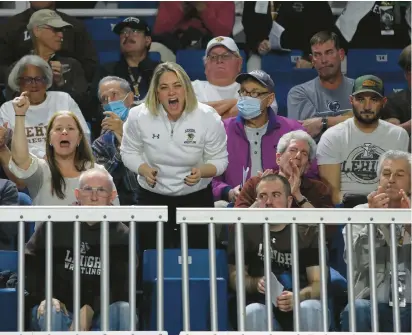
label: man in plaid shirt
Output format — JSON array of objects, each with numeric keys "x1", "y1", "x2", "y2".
[{"x1": 92, "y1": 76, "x2": 138, "y2": 205}]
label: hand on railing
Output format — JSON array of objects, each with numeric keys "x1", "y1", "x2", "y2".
[
  {"x1": 37, "y1": 298, "x2": 68, "y2": 319},
  {"x1": 12, "y1": 91, "x2": 30, "y2": 116}
]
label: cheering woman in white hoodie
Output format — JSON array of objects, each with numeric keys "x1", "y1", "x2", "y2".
[{"x1": 121, "y1": 62, "x2": 228, "y2": 250}]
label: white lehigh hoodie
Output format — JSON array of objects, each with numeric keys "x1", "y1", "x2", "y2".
[{"x1": 120, "y1": 102, "x2": 228, "y2": 196}]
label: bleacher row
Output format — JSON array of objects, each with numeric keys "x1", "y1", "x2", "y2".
[
  {"x1": 84, "y1": 17, "x2": 407, "y2": 116},
  {"x1": 0, "y1": 248, "x2": 232, "y2": 334}
]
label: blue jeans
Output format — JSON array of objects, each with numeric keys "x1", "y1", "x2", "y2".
[
  {"x1": 31, "y1": 301, "x2": 137, "y2": 331},
  {"x1": 340, "y1": 299, "x2": 411, "y2": 332},
  {"x1": 245, "y1": 300, "x2": 331, "y2": 331}
]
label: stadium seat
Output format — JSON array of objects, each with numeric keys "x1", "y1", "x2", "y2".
[
  {"x1": 142, "y1": 249, "x2": 228, "y2": 335},
  {"x1": 261, "y1": 50, "x2": 303, "y2": 71},
  {"x1": 0, "y1": 250, "x2": 18, "y2": 331},
  {"x1": 176, "y1": 49, "x2": 247, "y2": 81},
  {"x1": 98, "y1": 51, "x2": 161, "y2": 65},
  {"x1": 347, "y1": 49, "x2": 407, "y2": 95}
]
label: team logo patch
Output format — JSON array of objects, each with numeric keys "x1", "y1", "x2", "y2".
[
  {"x1": 184, "y1": 128, "x2": 196, "y2": 144},
  {"x1": 214, "y1": 37, "x2": 224, "y2": 42},
  {"x1": 362, "y1": 79, "x2": 377, "y2": 87}
]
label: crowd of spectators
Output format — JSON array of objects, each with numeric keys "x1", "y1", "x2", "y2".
[{"x1": 0, "y1": 1, "x2": 410, "y2": 333}]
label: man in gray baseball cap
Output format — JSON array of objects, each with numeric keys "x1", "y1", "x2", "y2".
[{"x1": 27, "y1": 9, "x2": 72, "y2": 30}]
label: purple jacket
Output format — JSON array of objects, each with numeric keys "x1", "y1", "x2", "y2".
[{"x1": 212, "y1": 108, "x2": 319, "y2": 200}]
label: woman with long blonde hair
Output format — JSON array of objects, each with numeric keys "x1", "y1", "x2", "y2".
[{"x1": 121, "y1": 62, "x2": 228, "y2": 250}]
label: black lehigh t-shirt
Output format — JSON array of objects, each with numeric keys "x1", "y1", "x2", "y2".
[
  {"x1": 228, "y1": 224, "x2": 319, "y2": 292},
  {"x1": 227, "y1": 224, "x2": 320, "y2": 330}
]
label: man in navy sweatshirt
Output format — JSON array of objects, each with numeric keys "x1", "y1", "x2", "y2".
[{"x1": 25, "y1": 168, "x2": 136, "y2": 331}]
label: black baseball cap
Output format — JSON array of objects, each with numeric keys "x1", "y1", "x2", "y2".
[
  {"x1": 236, "y1": 70, "x2": 275, "y2": 92},
  {"x1": 112, "y1": 17, "x2": 151, "y2": 36}
]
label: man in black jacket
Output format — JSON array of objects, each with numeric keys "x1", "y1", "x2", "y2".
[
  {"x1": 26, "y1": 168, "x2": 136, "y2": 331},
  {"x1": 90, "y1": 17, "x2": 160, "y2": 136},
  {"x1": 0, "y1": 1, "x2": 97, "y2": 83}
]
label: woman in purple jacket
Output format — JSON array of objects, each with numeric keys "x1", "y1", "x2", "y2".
[{"x1": 212, "y1": 70, "x2": 319, "y2": 203}]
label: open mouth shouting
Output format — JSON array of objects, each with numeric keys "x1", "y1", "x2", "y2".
[{"x1": 168, "y1": 98, "x2": 179, "y2": 110}]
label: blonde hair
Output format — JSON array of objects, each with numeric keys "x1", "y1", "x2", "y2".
[{"x1": 145, "y1": 62, "x2": 198, "y2": 115}]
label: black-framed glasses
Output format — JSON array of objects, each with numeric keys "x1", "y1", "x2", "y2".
[
  {"x1": 238, "y1": 89, "x2": 270, "y2": 98},
  {"x1": 207, "y1": 52, "x2": 236, "y2": 63},
  {"x1": 18, "y1": 76, "x2": 47, "y2": 85},
  {"x1": 79, "y1": 186, "x2": 111, "y2": 198}
]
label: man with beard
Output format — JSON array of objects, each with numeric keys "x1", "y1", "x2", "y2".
[
  {"x1": 316, "y1": 75, "x2": 409, "y2": 206},
  {"x1": 287, "y1": 31, "x2": 354, "y2": 140}
]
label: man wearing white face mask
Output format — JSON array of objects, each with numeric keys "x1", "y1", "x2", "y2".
[
  {"x1": 212, "y1": 70, "x2": 319, "y2": 204},
  {"x1": 92, "y1": 76, "x2": 138, "y2": 205}
]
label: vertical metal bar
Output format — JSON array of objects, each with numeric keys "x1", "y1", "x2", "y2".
[
  {"x1": 180, "y1": 222, "x2": 190, "y2": 331},
  {"x1": 345, "y1": 223, "x2": 356, "y2": 332},
  {"x1": 157, "y1": 220, "x2": 164, "y2": 331},
  {"x1": 291, "y1": 222, "x2": 300, "y2": 331},
  {"x1": 208, "y1": 222, "x2": 218, "y2": 331},
  {"x1": 368, "y1": 223, "x2": 379, "y2": 332},
  {"x1": 45, "y1": 220, "x2": 53, "y2": 331},
  {"x1": 263, "y1": 222, "x2": 273, "y2": 332},
  {"x1": 129, "y1": 221, "x2": 137, "y2": 331},
  {"x1": 100, "y1": 220, "x2": 110, "y2": 331},
  {"x1": 318, "y1": 223, "x2": 329, "y2": 331},
  {"x1": 234, "y1": 221, "x2": 246, "y2": 331},
  {"x1": 17, "y1": 220, "x2": 25, "y2": 332},
  {"x1": 73, "y1": 221, "x2": 81, "y2": 331},
  {"x1": 389, "y1": 223, "x2": 401, "y2": 333}
]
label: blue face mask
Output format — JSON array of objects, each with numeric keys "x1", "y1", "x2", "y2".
[
  {"x1": 237, "y1": 96, "x2": 263, "y2": 120},
  {"x1": 103, "y1": 93, "x2": 130, "y2": 121}
]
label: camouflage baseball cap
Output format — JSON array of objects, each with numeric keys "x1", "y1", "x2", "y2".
[{"x1": 352, "y1": 75, "x2": 384, "y2": 97}]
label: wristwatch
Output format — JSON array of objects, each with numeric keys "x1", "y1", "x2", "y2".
[
  {"x1": 321, "y1": 117, "x2": 328, "y2": 132},
  {"x1": 296, "y1": 196, "x2": 309, "y2": 207}
]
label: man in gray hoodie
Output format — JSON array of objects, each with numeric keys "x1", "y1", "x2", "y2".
[{"x1": 341, "y1": 150, "x2": 411, "y2": 332}]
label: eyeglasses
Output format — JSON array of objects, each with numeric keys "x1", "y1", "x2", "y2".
[
  {"x1": 79, "y1": 186, "x2": 111, "y2": 198},
  {"x1": 120, "y1": 28, "x2": 144, "y2": 35},
  {"x1": 99, "y1": 90, "x2": 127, "y2": 105},
  {"x1": 40, "y1": 25, "x2": 66, "y2": 33},
  {"x1": 19, "y1": 76, "x2": 47, "y2": 85},
  {"x1": 238, "y1": 89, "x2": 270, "y2": 98},
  {"x1": 207, "y1": 52, "x2": 236, "y2": 63}
]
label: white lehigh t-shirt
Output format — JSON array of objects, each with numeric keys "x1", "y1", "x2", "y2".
[
  {"x1": 0, "y1": 91, "x2": 90, "y2": 158},
  {"x1": 316, "y1": 118, "x2": 410, "y2": 196}
]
